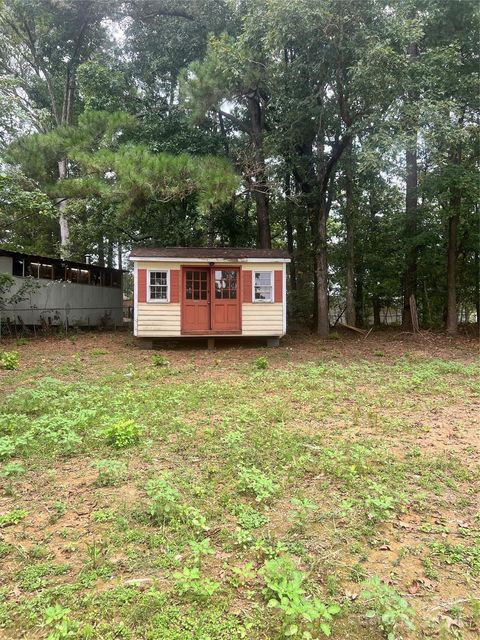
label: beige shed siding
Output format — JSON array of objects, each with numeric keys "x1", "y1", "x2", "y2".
[
  {"x1": 136, "y1": 302, "x2": 181, "y2": 336},
  {"x1": 135, "y1": 260, "x2": 286, "y2": 337},
  {"x1": 242, "y1": 303, "x2": 283, "y2": 335}
]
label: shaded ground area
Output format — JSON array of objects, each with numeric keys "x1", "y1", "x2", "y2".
[{"x1": 0, "y1": 329, "x2": 479, "y2": 639}]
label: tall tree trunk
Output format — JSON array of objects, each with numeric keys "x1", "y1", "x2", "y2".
[
  {"x1": 345, "y1": 140, "x2": 356, "y2": 326},
  {"x1": 107, "y1": 240, "x2": 113, "y2": 269},
  {"x1": 284, "y1": 173, "x2": 297, "y2": 291},
  {"x1": 313, "y1": 193, "x2": 330, "y2": 337},
  {"x1": 247, "y1": 96, "x2": 271, "y2": 248},
  {"x1": 475, "y1": 248, "x2": 480, "y2": 337},
  {"x1": 355, "y1": 266, "x2": 364, "y2": 328},
  {"x1": 402, "y1": 41, "x2": 419, "y2": 328},
  {"x1": 57, "y1": 158, "x2": 70, "y2": 256},
  {"x1": 446, "y1": 207, "x2": 459, "y2": 335},
  {"x1": 373, "y1": 295, "x2": 381, "y2": 326},
  {"x1": 117, "y1": 244, "x2": 123, "y2": 270},
  {"x1": 402, "y1": 143, "x2": 418, "y2": 328},
  {"x1": 97, "y1": 235, "x2": 105, "y2": 267}
]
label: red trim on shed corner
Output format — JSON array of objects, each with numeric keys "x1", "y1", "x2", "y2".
[
  {"x1": 170, "y1": 269, "x2": 180, "y2": 303},
  {"x1": 242, "y1": 270, "x2": 252, "y2": 303},
  {"x1": 274, "y1": 270, "x2": 283, "y2": 303},
  {"x1": 138, "y1": 269, "x2": 147, "y2": 303}
]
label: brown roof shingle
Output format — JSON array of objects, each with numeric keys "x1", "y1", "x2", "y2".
[{"x1": 129, "y1": 247, "x2": 290, "y2": 260}]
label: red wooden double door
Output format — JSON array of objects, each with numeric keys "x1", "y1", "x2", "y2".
[{"x1": 182, "y1": 267, "x2": 241, "y2": 333}]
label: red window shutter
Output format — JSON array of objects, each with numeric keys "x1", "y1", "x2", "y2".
[
  {"x1": 137, "y1": 268, "x2": 147, "y2": 303},
  {"x1": 274, "y1": 270, "x2": 283, "y2": 303},
  {"x1": 170, "y1": 270, "x2": 180, "y2": 303},
  {"x1": 243, "y1": 270, "x2": 252, "y2": 302}
]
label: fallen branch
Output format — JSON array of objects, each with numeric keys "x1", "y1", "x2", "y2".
[{"x1": 336, "y1": 323, "x2": 367, "y2": 335}]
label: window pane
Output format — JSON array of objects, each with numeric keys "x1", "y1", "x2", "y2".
[
  {"x1": 255, "y1": 271, "x2": 272, "y2": 286},
  {"x1": 255, "y1": 286, "x2": 272, "y2": 301},
  {"x1": 149, "y1": 271, "x2": 168, "y2": 300}
]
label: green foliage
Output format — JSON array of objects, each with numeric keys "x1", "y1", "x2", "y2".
[
  {"x1": 189, "y1": 538, "x2": 215, "y2": 565},
  {"x1": 360, "y1": 577, "x2": 415, "y2": 640},
  {"x1": 145, "y1": 475, "x2": 182, "y2": 525},
  {"x1": 103, "y1": 419, "x2": 142, "y2": 449},
  {"x1": 174, "y1": 566, "x2": 220, "y2": 600},
  {"x1": 254, "y1": 356, "x2": 269, "y2": 370},
  {"x1": 18, "y1": 561, "x2": 70, "y2": 591},
  {"x1": 0, "y1": 509, "x2": 28, "y2": 528},
  {"x1": 237, "y1": 465, "x2": 279, "y2": 503},
  {"x1": 290, "y1": 497, "x2": 318, "y2": 530},
  {"x1": 152, "y1": 354, "x2": 170, "y2": 368},
  {"x1": 236, "y1": 504, "x2": 269, "y2": 530},
  {"x1": 430, "y1": 541, "x2": 480, "y2": 576},
  {"x1": 0, "y1": 462, "x2": 25, "y2": 478},
  {"x1": 92, "y1": 459, "x2": 128, "y2": 487},
  {"x1": 262, "y1": 556, "x2": 341, "y2": 637},
  {"x1": 0, "y1": 352, "x2": 19, "y2": 371}
]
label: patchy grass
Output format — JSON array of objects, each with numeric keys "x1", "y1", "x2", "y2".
[{"x1": 0, "y1": 330, "x2": 479, "y2": 639}]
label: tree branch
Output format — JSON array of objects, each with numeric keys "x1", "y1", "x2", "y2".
[{"x1": 218, "y1": 109, "x2": 251, "y2": 136}]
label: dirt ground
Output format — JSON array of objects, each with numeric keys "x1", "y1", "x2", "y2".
[{"x1": 0, "y1": 328, "x2": 479, "y2": 640}]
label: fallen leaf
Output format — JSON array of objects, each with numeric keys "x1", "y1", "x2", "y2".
[{"x1": 407, "y1": 581, "x2": 420, "y2": 594}]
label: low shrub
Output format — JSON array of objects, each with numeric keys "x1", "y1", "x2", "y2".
[
  {"x1": 104, "y1": 419, "x2": 142, "y2": 449},
  {"x1": 0, "y1": 351, "x2": 19, "y2": 370}
]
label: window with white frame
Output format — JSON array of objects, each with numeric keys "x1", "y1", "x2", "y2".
[
  {"x1": 253, "y1": 270, "x2": 273, "y2": 302},
  {"x1": 148, "y1": 270, "x2": 169, "y2": 301}
]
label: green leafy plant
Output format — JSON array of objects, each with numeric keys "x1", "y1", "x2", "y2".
[
  {"x1": 261, "y1": 556, "x2": 341, "y2": 637},
  {"x1": 145, "y1": 474, "x2": 182, "y2": 525},
  {"x1": 237, "y1": 465, "x2": 279, "y2": 503},
  {"x1": 254, "y1": 356, "x2": 268, "y2": 370},
  {"x1": 174, "y1": 566, "x2": 220, "y2": 600},
  {"x1": 0, "y1": 351, "x2": 19, "y2": 370},
  {"x1": 230, "y1": 562, "x2": 256, "y2": 588},
  {"x1": 152, "y1": 354, "x2": 170, "y2": 367},
  {"x1": 92, "y1": 459, "x2": 128, "y2": 486},
  {"x1": 0, "y1": 462, "x2": 25, "y2": 478},
  {"x1": 236, "y1": 503, "x2": 269, "y2": 530},
  {"x1": 103, "y1": 419, "x2": 142, "y2": 449},
  {"x1": 189, "y1": 538, "x2": 214, "y2": 565},
  {"x1": 291, "y1": 496, "x2": 318, "y2": 530},
  {"x1": 44, "y1": 603, "x2": 78, "y2": 640},
  {"x1": 0, "y1": 508, "x2": 28, "y2": 528},
  {"x1": 360, "y1": 576, "x2": 415, "y2": 640}
]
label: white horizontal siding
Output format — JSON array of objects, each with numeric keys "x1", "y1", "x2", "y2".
[
  {"x1": 242, "y1": 303, "x2": 283, "y2": 336},
  {"x1": 136, "y1": 303, "x2": 181, "y2": 336}
]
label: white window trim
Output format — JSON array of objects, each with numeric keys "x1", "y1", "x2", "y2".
[
  {"x1": 252, "y1": 270, "x2": 274, "y2": 303},
  {"x1": 147, "y1": 268, "x2": 170, "y2": 303}
]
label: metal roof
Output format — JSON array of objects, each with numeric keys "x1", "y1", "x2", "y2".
[
  {"x1": 129, "y1": 247, "x2": 290, "y2": 260},
  {"x1": 0, "y1": 248, "x2": 125, "y2": 272}
]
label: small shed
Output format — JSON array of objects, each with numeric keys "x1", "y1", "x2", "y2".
[
  {"x1": 0, "y1": 249, "x2": 124, "y2": 330},
  {"x1": 129, "y1": 247, "x2": 290, "y2": 345}
]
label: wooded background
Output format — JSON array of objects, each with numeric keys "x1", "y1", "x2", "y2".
[{"x1": 0, "y1": 0, "x2": 478, "y2": 335}]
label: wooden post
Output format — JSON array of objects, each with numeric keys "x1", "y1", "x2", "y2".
[{"x1": 207, "y1": 338, "x2": 215, "y2": 350}]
